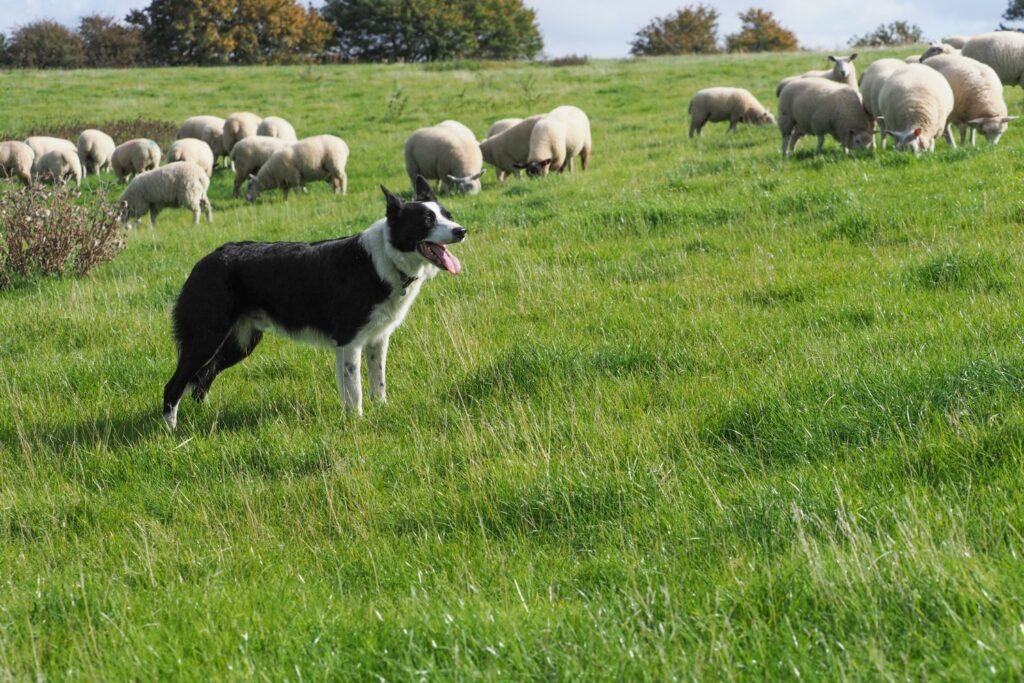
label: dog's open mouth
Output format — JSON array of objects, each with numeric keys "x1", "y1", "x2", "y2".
[{"x1": 418, "y1": 241, "x2": 461, "y2": 275}]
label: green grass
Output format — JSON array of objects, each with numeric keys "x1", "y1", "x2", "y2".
[{"x1": 4, "y1": 49, "x2": 1024, "y2": 679}]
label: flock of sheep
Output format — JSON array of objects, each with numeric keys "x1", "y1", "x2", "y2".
[
  {"x1": 0, "y1": 103, "x2": 593, "y2": 227},
  {"x1": 689, "y1": 30, "x2": 1024, "y2": 157}
]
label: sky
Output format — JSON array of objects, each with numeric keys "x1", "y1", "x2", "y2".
[{"x1": 1, "y1": 0, "x2": 1013, "y2": 57}]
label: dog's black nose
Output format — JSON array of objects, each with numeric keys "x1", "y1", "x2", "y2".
[{"x1": 452, "y1": 227, "x2": 467, "y2": 241}]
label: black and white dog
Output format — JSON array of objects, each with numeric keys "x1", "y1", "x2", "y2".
[{"x1": 162, "y1": 176, "x2": 466, "y2": 430}]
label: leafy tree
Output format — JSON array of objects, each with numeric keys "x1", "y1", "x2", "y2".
[
  {"x1": 725, "y1": 8, "x2": 798, "y2": 53},
  {"x1": 321, "y1": 0, "x2": 542, "y2": 62},
  {"x1": 5, "y1": 21, "x2": 85, "y2": 69},
  {"x1": 629, "y1": 5, "x2": 720, "y2": 56},
  {"x1": 127, "y1": 0, "x2": 332, "y2": 66},
  {"x1": 1006, "y1": 0, "x2": 1024, "y2": 21},
  {"x1": 850, "y1": 21, "x2": 923, "y2": 47},
  {"x1": 78, "y1": 15, "x2": 145, "y2": 68}
]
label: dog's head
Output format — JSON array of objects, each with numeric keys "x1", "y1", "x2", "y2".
[{"x1": 381, "y1": 175, "x2": 467, "y2": 275}]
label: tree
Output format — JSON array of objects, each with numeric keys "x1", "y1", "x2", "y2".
[
  {"x1": 5, "y1": 21, "x2": 85, "y2": 69},
  {"x1": 1005, "y1": 0, "x2": 1024, "y2": 21},
  {"x1": 629, "y1": 5, "x2": 719, "y2": 56},
  {"x1": 127, "y1": 0, "x2": 332, "y2": 66},
  {"x1": 725, "y1": 8, "x2": 798, "y2": 53},
  {"x1": 850, "y1": 21, "x2": 923, "y2": 47},
  {"x1": 321, "y1": 0, "x2": 542, "y2": 62},
  {"x1": 78, "y1": 15, "x2": 144, "y2": 67}
]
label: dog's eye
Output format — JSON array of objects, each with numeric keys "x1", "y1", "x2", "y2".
[{"x1": 425, "y1": 213, "x2": 435, "y2": 226}]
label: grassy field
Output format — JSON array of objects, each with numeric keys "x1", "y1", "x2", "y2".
[{"x1": 3, "y1": 49, "x2": 1024, "y2": 679}]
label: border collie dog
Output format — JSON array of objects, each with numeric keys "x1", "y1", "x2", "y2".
[{"x1": 162, "y1": 176, "x2": 466, "y2": 430}]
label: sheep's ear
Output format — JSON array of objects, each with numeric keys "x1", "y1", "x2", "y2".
[
  {"x1": 912, "y1": 127, "x2": 923, "y2": 138},
  {"x1": 541, "y1": 158, "x2": 553, "y2": 167},
  {"x1": 967, "y1": 118, "x2": 987, "y2": 127},
  {"x1": 1003, "y1": 116, "x2": 1019, "y2": 123},
  {"x1": 512, "y1": 162, "x2": 527, "y2": 169},
  {"x1": 828, "y1": 55, "x2": 837, "y2": 63},
  {"x1": 446, "y1": 174, "x2": 459, "y2": 182},
  {"x1": 381, "y1": 184, "x2": 403, "y2": 216},
  {"x1": 875, "y1": 116, "x2": 885, "y2": 125},
  {"x1": 413, "y1": 175, "x2": 436, "y2": 202},
  {"x1": 849, "y1": 53, "x2": 858, "y2": 61},
  {"x1": 471, "y1": 169, "x2": 485, "y2": 180}
]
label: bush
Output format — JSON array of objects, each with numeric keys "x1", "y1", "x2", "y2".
[
  {"x1": 549, "y1": 54, "x2": 589, "y2": 67},
  {"x1": 0, "y1": 118, "x2": 179, "y2": 153},
  {"x1": 629, "y1": 5, "x2": 720, "y2": 56},
  {"x1": 5, "y1": 20, "x2": 85, "y2": 69},
  {"x1": 78, "y1": 15, "x2": 145, "y2": 68},
  {"x1": 725, "y1": 8, "x2": 798, "y2": 53},
  {"x1": 850, "y1": 21, "x2": 923, "y2": 48},
  {"x1": 0, "y1": 187, "x2": 125, "y2": 289}
]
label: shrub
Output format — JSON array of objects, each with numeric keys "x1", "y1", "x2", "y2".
[
  {"x1": 5, "y1": 20, "x2": 85, "y2": 69},
  {"x1": 725, "y1": 8, "x2": 798, "y2": 53},
  {"x1": 629, "y1": 5, "x2": 720, "y2": 56},
  {"x1": 78, "y1": 15, "x2": 145, "y2": 68},
  {"x1": 850, "y1": 21, "x2": 923, "y2": 48},
  {"x1": 0, "y1": 187, "x2": 125, "y2": 290},
  {"x1": 549, "y1": 54, "x2": 589, "y2": 67},
  {"x1": 0, "y1": 118, "x2": 179, "y2": 153}
]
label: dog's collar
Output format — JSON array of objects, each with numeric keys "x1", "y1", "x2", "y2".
[{"x1": 398, "y1": 270, "x2": 418, "y2": 290}]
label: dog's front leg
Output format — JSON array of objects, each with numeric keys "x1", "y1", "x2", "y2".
[
  {"x1": 366, "y1": 336, "x2": 389, "y2": 404},
  {"x1": 334, "y1": 345, "x2": 363, "y2": 416}
]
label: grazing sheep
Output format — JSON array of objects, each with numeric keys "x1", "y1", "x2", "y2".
[
  {"x1": 246, "y1": 134, "x2": 348, "y2": 202},
  {"x1": 487, "y1": 118, "x2": 523, "y2": 139},
  {"x1": 118, "y1": 161, "x2": 212, "y2": 227},
  {"x1": 167, "y1": 138, "x2": 215, "y2": 177},
  {"x1": 962, "y1": 31, "x2": 1024, "y2": 87},
  {"x1": 111, "y1": 139, "x2": 162, "y2": 181},
  {"x1": 777, "y1": 78, "x2": 874, "y2": 157},
  {"x1": 77, "y1": 129, "x2": 115, "y2": 176},
  {"x1": 256, "y1": 116, "x2": 298, "y2": 143},
  {"x1": 776, "y1": 54, "x2": 859, "y2": 97},
  {"x1": 688, "y1": 87, "x2": 775, "y2": 138},
  {"x1": 859, "y1": 58, "x2": 909, "y2": 147},
  {"x1": 904, "y1": 55, "x2": 922, "y2": 64},
  {"x1": 924, "y1": 54, "x2": 1017, "y2": 144},
  {"x1": 921, "y1": 42, "x2": 961, "y2": 61},
  {"x1": 223, "y1": 112, "x2": 262, "y2": 154},
  {"x1": 177, "y1": 115, "x2": 227, "y2": 166},
  {"x1": 478, "y1": 115, "x2": 544, "y2": 182},
  {"x1": 404, "y1": 125, "x2": 485, "y2": 194},
  {"x1": 438, "y1": 120, "x2": 478, "y2": 142},
  {"x1": 518, "y1": 105, "x2": 592, "y2": 177},
  {"x1": 24, "y1": 136, "x2": 77, "y2": 159},
  {"x1": 942, "y1": 35, "x2": 971, "y2": 49},
  {"x1": 33, "y1": 148, "x2": 83, "y2": 186},
  {"x1": 230, "y1": 135, "x2": 286, "y2": 198},
  {"x1": 0, "y1": 141, "x2": 34, "y2": 186},
  {"x1": 877, "y1": 63, "x2": 956, "y2": 153}
]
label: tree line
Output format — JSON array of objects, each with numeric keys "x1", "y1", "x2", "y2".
[{"x1": 0, "y1": 0, "x2": 543, "y2": 68}]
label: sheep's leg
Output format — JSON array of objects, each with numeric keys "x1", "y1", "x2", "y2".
[
  {"x1": 339, "y1": 172, "x2": 348, "y2": 196},
  {"x1": 944, "y1": 124, "x2": 956, "y2": 148},
  {"x1": 580, "y1": 145, "x2": 590, "y2": 171},
  {"x1": 958, "y1": 125, "x2": 968, "y2": 146},
  {"x1": 728, "y1": 119, "x2": 738, "y2": 133},
  {"x1": 202, "y1": 197, "x2": 213, "y2": 222},
  {"x1": 970, "y1": 128, "x2": 977, "y2": 146},
  {"x1": 498, "y1": 171, "x2": 507, "y2": 183},
  {"x1": 689, "y1": 121, "x2": 697, "y2": 139},
  {"x1": 149, "y1": 207, "x2": 159, "y2": 228},
  {"x1": 335, "y1": 345, "x2": 363, "y2": 416},
  {"x1": 282, "y1": 185, "x2": 290, "y2": 200},
  {"x1": 192, "y1": 207, "x2": 201, "y2": 224},
  {"x1": 816, "y1": 135, "x2": 825, "y2": 154},
  {"x1": 781, "y1": 132, "x2": 790, "y2": 158}
]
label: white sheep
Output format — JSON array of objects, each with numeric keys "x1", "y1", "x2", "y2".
[
  {"x1": 33, "y1": 148, "x2": 83, "y2": 186},
  {"x1": 438, "y1": 120, "x2": 477, "y2": 142},
  {"x1": 479, "y1": 115, "x2": 544, "y2": 182},
  {"x1": 246, "y1": 134, "x2": 349, "y2": 202},
  {"x1": 486, "y1": 118, "x2": 523, "y2": 139},
  {"x1": 77, "y1": 129, "x2": 115, "y2": 176},
  {"x1": 924, "y1": 53, "x2": 1017, "y2": 144},
  {"x1": 0, "y1": 141, "x2": 34, "y2": 186},
  {"x1": 404, "y1": 125, "x2": 485, "y2": 194},
  {"x1": 877, "y1": 63, "x2": 956, "y2": 153},
  {"x1": 776, "y1": 54, "x2": 859, "y2": 97},
  {"x1": 920, "y1": 42, "x2": 961, "y2": 61},
  {"x1": 688, "y1": 87, "x2": 775, "y2": 137},
  {"x1": 859, "y1": 58, "x2": 909, "y2": 147},
  {"x1": 962, "y1": 31, "x2": 1024, "y2": 87},
  {"x1": 230, "y1": 135, "x2": 286, "y2": 198},
  {"x1": 942, "y1": 35, "x2": 971, "y2": 49},
  {"x1": 223, "y1": 112, "x2": 262, "y2": 154},
  {"x1": 24, "y1": 136, "x2": 77, "y2": 159},
  {"x1": 256, "y1": 116, "x2": 298, "y2": 143},
  {"x1": 111, "y1": 139, "x2": 162, "y2": 182},
  {"x1": 177, "y1": 115, "x2": 227, "y2": 166},
  {"x1": 777, "y1": 78, "x2": 874, "y2": 157},
  {"x1": 118, "y1": 161, "x2": 212, "y2": 227},
  {"x1": 518, "y1": 105, "x2": 592, "y2": 176},
  {"x1": 167, "y1": 138, "x2": 215, "y2": 177}
]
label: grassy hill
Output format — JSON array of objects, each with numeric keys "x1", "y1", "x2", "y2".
[{"x1": 3, "y1": 50, "x2": 1024, "y2": 679}]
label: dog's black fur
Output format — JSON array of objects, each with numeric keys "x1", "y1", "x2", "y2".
[{"x1": 162, "y1": 175, "x2": 464, "y2": 427}]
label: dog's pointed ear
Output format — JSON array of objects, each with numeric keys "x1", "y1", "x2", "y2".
[
  {"x1": 381, "y1": 184, "x2": 403, "y2": 218},
  {"x1": 414, "y1": 175, "x2": 436, "y2": 202}
]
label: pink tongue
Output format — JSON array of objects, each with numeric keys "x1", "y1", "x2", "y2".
[{"x1": 438, "y1": 247, "x2": 461, "y2": 275}]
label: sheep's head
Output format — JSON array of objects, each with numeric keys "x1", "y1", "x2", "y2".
[
  {"x1": 746, "y1": 109, "x2": 776, "y2": 126},
  {"x1": 445, "y1": 170, "x2": 485, "y2": 194},
  {"x1": 245, "y1": 174, "x2": 261, "y2": 203},
  {"x1": 828, "y1": 54, "x2": 858, "y2": 81},
  {"x1": 887, "y1": 127, "x2": 929, "y2": 154},
  {"x1": 115, "y1": 200, "x2": 137, "y2": 227},
  {"x1": 920, "y1": 42, "x2": 956, "y2": 61},
  {"x1": 515, "y1": 159, "x2": 554, "y2": 177},
  {"x1": 845, "y1": 128, "x2": 874, "y2": 150},
  {"x1": 969, "y1": 116, "x2": 1019, "y2": 144}
]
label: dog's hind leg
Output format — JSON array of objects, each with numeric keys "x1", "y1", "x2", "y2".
[
  {"x1": 163, "y1": 321, "x2": 236, "y2": 430},
  {"x1": 191, "y1": 328, "x2": 263, "y2": 403}
]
